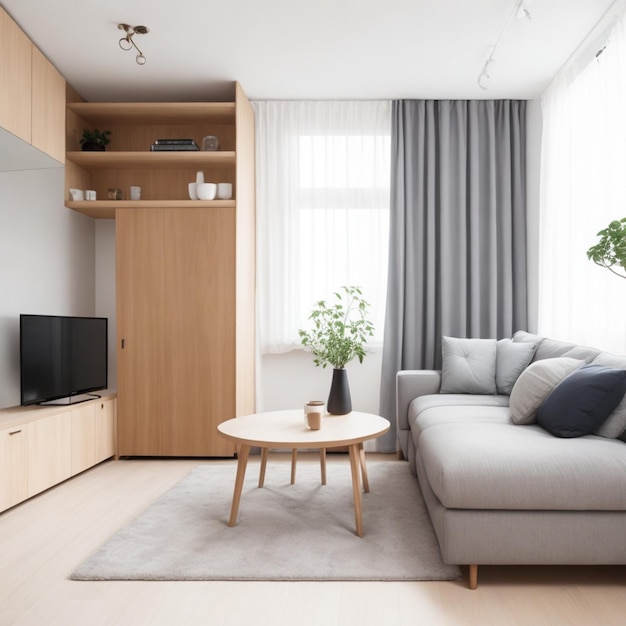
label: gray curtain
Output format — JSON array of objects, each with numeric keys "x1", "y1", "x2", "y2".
[{"x1": 377, "y1": 100, "x2": 527, "y2": 452}]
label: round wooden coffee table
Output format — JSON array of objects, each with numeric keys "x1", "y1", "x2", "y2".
[{"x1": 217, "y1": 410, "x2": 390, "y2": 537}]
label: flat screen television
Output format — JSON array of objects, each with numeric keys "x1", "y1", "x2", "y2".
[{"x1": 20, "y1": 314, "x2": 108, "y2": 406}]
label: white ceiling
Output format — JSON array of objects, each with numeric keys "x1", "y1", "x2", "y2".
[{"x1": 0, "y1": 0, "x2": 621, "y2": 102}]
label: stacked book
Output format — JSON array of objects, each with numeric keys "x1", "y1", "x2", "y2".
[{"x1": 150, "y1": 138, "x2": 199, "y2": 151}]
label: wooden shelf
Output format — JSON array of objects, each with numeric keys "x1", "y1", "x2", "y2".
[
  {"x1": 67, "y1": 102, "x2": 236, "y2": 125},
  {"x1": 67, "y1": 199, "x2": 236, "y2": 219},
  {"x1": 66, "y1": 150, "x2": 236, "y2": 170}
]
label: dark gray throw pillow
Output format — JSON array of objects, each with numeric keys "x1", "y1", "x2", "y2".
[{"x1": 537, "y1": 364, "x2": 626, "y2": 438}]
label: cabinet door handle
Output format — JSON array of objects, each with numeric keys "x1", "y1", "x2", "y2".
[
  {"x1": 121, "y1": 338, "x2": 125, "y2": 349},
  {"x1": 9, "y1": 429, "x2": 22, "y2": 435}
]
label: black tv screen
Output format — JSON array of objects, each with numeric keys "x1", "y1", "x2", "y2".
[{"x1": 20, "y1": 314, "x2": 108, "y2": 406}]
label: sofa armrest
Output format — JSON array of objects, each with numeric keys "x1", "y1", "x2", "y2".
[{"x1": 396, "y1": 370, "x2": 442, "y2": 459}]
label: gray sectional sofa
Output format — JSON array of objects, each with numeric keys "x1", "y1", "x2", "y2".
[{"x1": 396, "y1": 331, "x2": 626, "y2": 589}]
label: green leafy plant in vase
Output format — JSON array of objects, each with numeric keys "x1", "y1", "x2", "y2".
[
  {"x1": 299, "y1": 285, "x2": 374, "y2": 414},
  {"x1": 587, "y1": 217, "x2": 626, "y2": 280},
  {"x1": 80, "y1": 128, "x2": 112, "y2": 152}
]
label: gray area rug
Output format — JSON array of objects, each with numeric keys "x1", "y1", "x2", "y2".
[{"x1": 71, "y1": 460, "x2": 461, "y2": 581}]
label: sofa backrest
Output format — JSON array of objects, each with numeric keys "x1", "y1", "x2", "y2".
[{"x1": 513, "y1": 330, "x2": 602, "y2": 363}]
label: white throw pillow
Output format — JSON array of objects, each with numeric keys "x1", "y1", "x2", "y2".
[
  {"x1": 440, "y1": 336, "x2": 497, "y2": 395},
  {"x1": 509, "y1": 357, "x2": 584, "y2": 425}
]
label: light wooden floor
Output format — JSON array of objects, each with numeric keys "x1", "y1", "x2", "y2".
[{"x1": 1, "y1": 454, "x2": 625, "y2": 626}]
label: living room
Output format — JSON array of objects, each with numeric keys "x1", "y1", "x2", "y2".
[{"x1": 2, "y1": 0, "x2": 626, "y2": 624}]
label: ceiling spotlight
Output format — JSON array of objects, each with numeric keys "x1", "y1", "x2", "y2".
[{"x1": 118, "y1": 23, "x2": 149, "y2": 65}]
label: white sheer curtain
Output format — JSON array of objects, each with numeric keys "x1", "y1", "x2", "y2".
[
  {"x1": 253, "y1": 101, "x2": 391, "y2": 354},
  {"x1": 539, "y1": 11, "x2": 626, "y2": 354}
]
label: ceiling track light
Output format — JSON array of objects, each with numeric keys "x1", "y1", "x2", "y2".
[
  {"x1": 118, "y1": 23, "x2": 150, "y2": 65},
  {"x1": 477, "y1": 0, "x2": 532, "y2": 90}
]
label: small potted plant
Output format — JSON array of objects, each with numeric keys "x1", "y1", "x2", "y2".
[
  {"x1": 80, "y1": 128, "x2": 112, "y2": 152},
  {"x1": 587, "y1": 217, "x2": 626, "y2": 280},
  {"x1": 299, "y1": 285, "x2": 374, "y2": 414}
]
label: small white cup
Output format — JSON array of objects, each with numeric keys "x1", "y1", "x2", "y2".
[
  {"x1": 196, "y1": 182, "x2": 217, "y2": 200},
  {"x1": 130, "y1": 186, "x2": 141, "y2": 201},
  {"x1": 69, "y1": 188, "x2": 84, "y2": 201},
  {"x1": 217, "y1": 182, "x2": 232, "y2": 200},
  {"x1": 188, "y1": 182, "x2": 198, "y2": 200},
  {"x1": 85, "y1": 190, "x2": 96, "y2": 201}
]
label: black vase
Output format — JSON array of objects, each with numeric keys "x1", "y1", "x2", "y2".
[{"x1": 327, "y1": 368, "x2": 352, "y2": 415}]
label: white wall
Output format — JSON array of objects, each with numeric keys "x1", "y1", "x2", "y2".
[
  {"x1": 95, "y1": 220, "x2": 117, "y2": 391},
  {"x1": 259, "y1": 349, "x2": 383, "y2": 414},
  {"x1": 0, "y1": 166, "x2": 96, "y2": 408}
]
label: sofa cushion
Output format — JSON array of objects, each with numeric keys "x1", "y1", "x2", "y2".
[
  {"x1": 537, "y1": 365, "x2": 626, "y2": 438},
  {"x1": 592, "y1": 353, "x2": 626, "y2": 438},
  {"x1": 509, "y1": 357, "x2": 584, "y2": 425},
  {"x1": 440, "y1": 337, "x2": 497, "y2": 394},
  {"x1": 409, "y1": 393, "x2": 509, "y2": 427},
  {"x1": 496, "y1": 338, "x2": 537, "y2": 394},
  {"x1": 418, "y1": 422, "x2": 626, "y2": 511}
]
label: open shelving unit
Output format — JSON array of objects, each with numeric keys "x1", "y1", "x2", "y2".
[{"x1": 65, "y1": 100, "x2": 239, "y2": 218}]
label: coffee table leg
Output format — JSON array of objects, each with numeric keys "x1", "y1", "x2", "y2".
[
  {"x1": 259, "y1": 447, "x2": 268, "y2": 488},
  {"x1": 358, "y1": 442, "x2": 369, "y2": 493},
  {"x1": 320, "y1": 447, "x2": 327, "y2": 485},
  {"x1": 348, "y1": 443, "x2": 364, "y2": 537},
  {"x1": 291, "y1": 448, "x2": 298, "y2": 484},
  {"x1": 228, "y1": 443, "x2": 251, "y2": 527}
]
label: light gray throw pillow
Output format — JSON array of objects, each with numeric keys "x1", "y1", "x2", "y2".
[
  {"x1": 440, "y1": 336, "x2": 497, "y2": 395},
  {"x1": 496, "y1": 338, "x2": 537, "y2": 395},
  {"x1": 509, "y1": 357, "x2": 584, "y2": 425}
]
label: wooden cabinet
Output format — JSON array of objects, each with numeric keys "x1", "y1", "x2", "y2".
[
  {"x1": 0, "y1": 7, "x2": 65, "y2": 163},
  {"x1": 71, "y1": 404, "x2": 97, "y2": 475},
  {"x1": 71, "y1": 397, "x2": 117, "y2": 473},
  {"x1": 0, "y1": 395, "x2": 116, "y2": 513},
  {"x1": 0, "y1": 423, "x2": 28, "y2": 511},
  {"x1": 0, "y1": 7, "x2": 32, "y2": 143},
  {"x1": 116, "y1": 208, "x2": 238, "y2": 456},
  {"x1": 27, "y1": 412, "x2": 72, "y2": 497},
  {"x1": 31, "y1": 46, "x2": 66, "y2": 163},
  {"x1": 95, "y1": 398, "x2": 116, "y2": 463},
  {"x1": 87, "y1": 83, "x2": 256, "y2": 457}
]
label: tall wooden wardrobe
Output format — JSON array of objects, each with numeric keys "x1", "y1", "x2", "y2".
[{"x1": 65, "y1": 82, "x2": 256, "y2": 456}]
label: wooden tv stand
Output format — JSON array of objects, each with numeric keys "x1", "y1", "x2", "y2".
[{"x1": 0, "y1": 393, "x2": 116, "y2": 513}]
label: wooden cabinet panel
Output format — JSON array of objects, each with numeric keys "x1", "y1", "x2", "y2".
[
  {"x1": 0, "y1": 8, "x2": 32, "y2": 143},
  {"x1": 31, "y1": 46, "x2": 65, "y2": 164},
  {"x1": 95, "y1": 398, "x2": 116, "y2": 463},
  {"x1": 0, "y1": 424, "x2": 28, "y2": 511},
  {"x1": 71, "y1": 404, "x2": 97, "y2": 475},
  {"x1": 116, "y1": 209, "x2": 237, "y2": 457},
  {"x1": 27, "y1": 412, "x2": 72, "y2": 497}
]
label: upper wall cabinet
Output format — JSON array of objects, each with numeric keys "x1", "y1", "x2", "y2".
[
  {"x1": 0, "y1": 7, "x2": 65, "y2": 166},
  {"x1": 31, "y1": 47, "x2": 65, "y2": 163},
  {"x1": 0, "y1": 8, "x2": 32, "y2": 144}
]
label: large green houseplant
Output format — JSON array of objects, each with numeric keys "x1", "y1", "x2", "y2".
[
  {"x1": 299, "y1": 285, "x2": 374, "y2": 414},
  {"x1": 587, "y1": 217, "x2": 626, "y2": 280}
]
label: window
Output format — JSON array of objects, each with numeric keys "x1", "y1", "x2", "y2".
[
  {"x1": 253, "y1": 101, "x2": 391, "y2": 353},
  {"x1": 539, "y1": 13, "x2": 626, "y2": 353}
]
